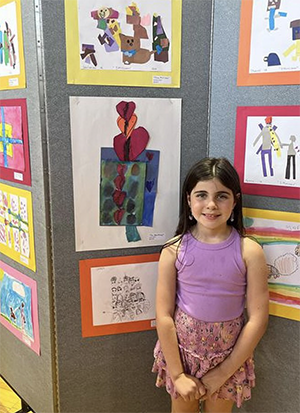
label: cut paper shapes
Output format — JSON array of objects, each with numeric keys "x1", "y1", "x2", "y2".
[
  {"x1": 0, "y1": 183, "x2": 36, "y2": 271},
  {"x1": 65, "y1": 0, "x2": 182, "y2": 87},
  {"x1": 243, "y1": 208, "x2": 300, "y2": 321},
  {"x1": 283, "y1": 19, "x2": 300, "y2": 61},
  {"x1": 266, "y1": 0, "x2": 287, "y2": 32},
  {"x1": 0, "y1": 0, "x2": 26, "y2": 90},
  {"x1": 100, "y1": 101, "x2": 158, "y2": 242},
  {"x1": 70, "y1": 96, "x2": 181, "y2": 251},
  {"x1": 263, "y1": 52, "x2": 281, "y2": 66},
  {"x1": 234, "y1": 106, "x2": 300, "y2": 199},
  {"x1": 80, "y1": 254, "x2": 159, "y2": 337},
  {"x1": 80, "y1": 43, "x2": 97, "y2": 66},
  {"x1": 0, "y1": 260, "x2": 40, "y2": 354},
  {"x1": 237, "y1": 0, "x2": 300, "y2": 86},
  {"x1": 0, "y1": 99, "x2": 31, "y2": 185}
]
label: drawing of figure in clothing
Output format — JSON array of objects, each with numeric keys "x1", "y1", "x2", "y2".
[
  {"x1": 282, "y1": 135, "x2": 298, "y2": 179},
  {"x1": 19, "y1": 301, "x2": 26, "y2": 330},
  {"x1": 253, "y1": 116, "x2": 282, "y2": 177},
  {"x1": 283, "y1": 19, "x2": 300, "y2": 61},
  {"x1": 91, "y1": 7, "x2": 121, "y2": 53},
  {"x1": 265, "y1": 0, "x2": 287, "y2": 32}
]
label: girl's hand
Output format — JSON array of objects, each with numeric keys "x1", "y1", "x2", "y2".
[
  {"x1": 199, "y1": 366, "x2": 228, "y2": 399},
  {"x1": 173, "y1": 373, "x2": 206, "y2": 402}
]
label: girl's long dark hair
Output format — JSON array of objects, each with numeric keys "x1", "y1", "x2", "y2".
[{"x1": 168, "y1": 157, "x2": 245, "y2": 248}]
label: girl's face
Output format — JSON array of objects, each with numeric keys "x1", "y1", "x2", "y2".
[{"x1": 187, "y1": 178, "x2": 236, "y2": 231}]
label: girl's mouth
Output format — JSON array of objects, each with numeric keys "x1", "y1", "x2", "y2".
[{"x1": 203, "y1": 213, "x2": 220, "y2": 220}]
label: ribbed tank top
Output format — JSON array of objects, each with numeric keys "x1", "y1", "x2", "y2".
[{"x1": 175, "y1": 228, "x2": 247, "y2": 322}]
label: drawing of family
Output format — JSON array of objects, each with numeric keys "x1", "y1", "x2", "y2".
[{"x1": 253, "y1": 116, "x2": 298, "y2": 180}]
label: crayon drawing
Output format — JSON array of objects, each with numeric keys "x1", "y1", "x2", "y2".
[
  {"x1": 0, "y1": 0, "x2": 26, "y2": 90},
  {"x1": 70, "y1": 96, "x2": 181, "y2": 251},
  {"x1": 0, "y1": 260, "x2": 40, "y2": 354},
  {"x1": 65, "y1": 0, "x2": 182, "y2": 87},
  {"x1": 0, "y1": 99, "x2": 31, "y2": 185},
  {"x1": 243, "y1": 208, "x2": 300, "y2": 321},
  {"x1": 80, "y1": 254, "x2": 159, "y2": 337},
  {"x1": 237, "y1": 0, "x2": 300, "y2": 86},
  {"x1": 0, "y1": 183, "x2": 36, "y2": 271},
  {"x1": 234, "y1": 106, "x2": 300, "y2": 199}
]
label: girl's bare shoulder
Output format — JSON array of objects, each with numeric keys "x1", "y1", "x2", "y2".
[
  {"x1": 161, "y1": 235, "x2": 182, "y2": 259},
  {"x1": 241, "y1": 236, "x2": 266, "y2": 264}
]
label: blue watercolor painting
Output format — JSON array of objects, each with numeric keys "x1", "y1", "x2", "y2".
[{"x1": 0, "y1": 272, "x2": 33, "y2": 340}]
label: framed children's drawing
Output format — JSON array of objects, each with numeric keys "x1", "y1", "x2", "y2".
[
  {"x1": 70, "y1": 96, "x2": 181, "y2": 251},
  {"x1": 80, "y1": 253, "x2": 159, "y2": 337},
  {"x1": 0, "y1": 0, "x2": 26, "y2": 90},
  {"x1": 234, "y1": 106, "x2": 300, "y2": 199},
  {"x1": 0, "y1": 183, "x2": 36, "y2": 271},
  {"x1": 237, "y1": 0, "x2": 300, "y2": 86},
  {"x1": 243, "y1": 208, "x2": 300, "y2": 322},
  {"x1": 0, "y1": 99, "x2": 31, "y2": 185},
  {"x1": 0, "y1": 260, "x2": 40, "y2": 354},
  {"x1": 65, "y1": 0, "x2": 182, "y2": 87}
]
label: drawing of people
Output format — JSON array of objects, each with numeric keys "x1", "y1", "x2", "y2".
[
  {"x1": 283, "y1": 19, "x2": 300, "y2": 61},
  {"x1": 282, "y1": 135, "x2": 297, "y2": 179},
  {"x1": 20, "y1": 301, "x2": 26, "y2": 330},
  {"x1": 91, "y1": 7, "x2": 120, "y2": 53},
  {"x1": 5, "y1": 22, "x2": 16, "y2": 69},
  {"x1": 9, "y1": 306, "x2": 16, "y2": 321},
  {"x1": 253, "y1": 116, "x2": 282, "y2": 177},
  {"x1": 266, "y1": 0, "x2": 287, "y2": 32}
]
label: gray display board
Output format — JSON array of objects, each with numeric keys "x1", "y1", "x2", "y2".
[
  {"x1": 41, "y1": 0, "x2": 213, "y2": 411},
  {"x1": 209, "y1": 1, "x2": 300, "y2": 412},
  {"x1": 0, "y1": 1, "x2": 56, "y2": 412}
]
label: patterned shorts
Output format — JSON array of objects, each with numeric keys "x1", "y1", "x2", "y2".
[{"x1": 152, "y1": 307, "x2": 255, "y2": 408}]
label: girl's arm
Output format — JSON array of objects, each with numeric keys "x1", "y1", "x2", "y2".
[
  {"x1": 156, "y1": 243, "x2": 206, "y2": 402},
  {"x1": 200, "y1": 237, "x2": 269, "y2": 398}
]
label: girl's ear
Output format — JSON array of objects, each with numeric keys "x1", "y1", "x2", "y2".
[
  {"x1": 235, "y1": 193, "x2": 241, "y2": 204},
  {"x1": 187, "y1": 192, "x2": 191, "y2": 207}
]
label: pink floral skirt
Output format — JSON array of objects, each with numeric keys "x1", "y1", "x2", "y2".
[{"x1": 152, "y1": 307, "x2": 255, "y2": 408}]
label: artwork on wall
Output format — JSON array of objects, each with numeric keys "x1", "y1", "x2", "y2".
[
  {"x1": 234, "y1": 106, "x2": 300, "y2": 199},
  {"x1": 0, "y1": 183, "x2": 36, "y2": 271},
  {"x1": 0, "y1": 99, "x2": 31, "y2": 185},
  {"x1": 70, "y1": 96, "x2": 181, "y2": 251},
  {"x1": 243, "y1": 208, "x2": 300, "y2": 321},
  {"x1": 80, "y1": 253, "x2": 159, "y2": 337},
  {"x1": 0, "y1": 0, "x2": 26, "y2": 90},
  {"x1": 237, "y1": 0, "x2": 300, "y2": 86},
  {"x1": 65, "y1": 0, "x2": 182, "y2": 87},
  {"x1": 0, "y1": 260, "x2": 40, "y2": 354}
]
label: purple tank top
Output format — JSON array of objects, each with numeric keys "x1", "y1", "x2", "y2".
[{"x1": 175, "y1": 228, "x2": 247, "y2": 322}]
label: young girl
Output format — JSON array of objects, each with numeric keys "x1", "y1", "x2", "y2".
[{"x1": 152, "y1": 157, "x2": 269, "y2": 413}]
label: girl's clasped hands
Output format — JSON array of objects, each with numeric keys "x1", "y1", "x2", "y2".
[{"x1": 173, "y1": 372, "x2": 207, "y2": 402}]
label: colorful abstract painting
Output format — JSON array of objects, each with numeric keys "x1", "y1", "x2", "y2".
[
  {"x1": 243, "y1": 208, "x2": 300, "y2": 321},
  {"x1": 0, "y1": 0, "x2": 26, "y2": 90},
  {"x1": 80, "y1": 253, "x2": 159, "y2": 337},
  {"x1": 237, "y1": 0, "x2": 300, "y2": 86},
  {"x1": 0, "y1": 260, "x2": 40, "y2": 354},
  {"x1": 0, "y1": 183, "x2": 36, "y2": 271},
  {"x1": 65, "y1": 0, "x2": 182, "y2": 87},
  {"x1": 0, "y1": 99, "x2": 31, "y2": 185},
  {"x1": 70, "y1": 96, "x2": 181, "y2": 251},
  {"x1": 99, "y1": 101, "x2": 160, "y2": 242},
  {"x1": 234, "y1": 106, "x2": 300, "y2": 199}
]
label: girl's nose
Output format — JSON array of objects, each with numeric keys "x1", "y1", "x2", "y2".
[{"x1": 207, "y1": 198, "x2": 217, "y2": 209}]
